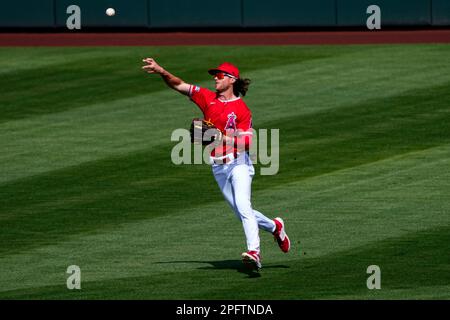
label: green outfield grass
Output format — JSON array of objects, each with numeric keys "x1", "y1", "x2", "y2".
[{"x1": 0, "y1": 44, "x2": 449, "y2": 299}]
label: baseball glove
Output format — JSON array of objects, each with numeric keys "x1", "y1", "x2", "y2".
[{"x1": 190, "y1": 118, "x2": 223, "y2": 145}]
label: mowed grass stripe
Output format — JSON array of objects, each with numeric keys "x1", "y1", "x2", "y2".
[
  {"x1": 0, "y1": 47, "x2": 129, "y2": 75},
  {"x1": 0, "y1": 144, "x2": 448, "y2": 298},
  {"x1": 0, "y1": 46, "x2": 335, "y2": 182},
  {"x1": 1, "y1": 45, "x2": 449, "y2": 184},
  {"x1": 0, "y1": 226, "x2": 448, "y2": 299},
  {"x1": 0, "y1": 46, "x2": 333, "y2": 123},
  {"x1": 0, "y1": 80, "x2": 449, "y2": 255},
  {"x1": 247, "y1": 44, "x2": 450, "y2": 119},
  {"x1": 263, "y1": 80, "x2": 450, "y2": 185},
  {"x1": 0, "y1": 45, "x2": 448, "y2": 123},
  {"x1": 0, "y1": 91, "x2": 195, "y2": 184}
]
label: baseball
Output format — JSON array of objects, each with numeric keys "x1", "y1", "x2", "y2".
[{"x1": 106, "y1": 8, "x2": 115, "y2": 17}]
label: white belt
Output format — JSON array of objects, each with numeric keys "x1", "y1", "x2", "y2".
[{"x1": 210, "y1": 153, "x2": 236, "y2": 165}]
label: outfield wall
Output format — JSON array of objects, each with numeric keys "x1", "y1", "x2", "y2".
[{"x1": 0, "y1": 0, "x2": 449, "y2": 28}]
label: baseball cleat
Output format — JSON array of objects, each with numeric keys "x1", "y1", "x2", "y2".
[
  {"x1": 273, "y1": 217, "x2": 291, "y2": 253},
  {"x1": 241, "y1": 251, "x2": 262, "y2": 271}
]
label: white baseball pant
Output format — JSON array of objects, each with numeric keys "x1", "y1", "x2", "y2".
[{"x1": 212, "y1": 153, "x2": 276, "y2": 254}]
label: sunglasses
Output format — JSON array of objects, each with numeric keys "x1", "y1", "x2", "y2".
[{"x1": 214, "y1": 72, "x2": 236, "y2": 80}]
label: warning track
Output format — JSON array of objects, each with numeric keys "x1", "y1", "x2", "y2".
[{"x1": 0, "y1": 30, "x2": 449, "y2": 46}]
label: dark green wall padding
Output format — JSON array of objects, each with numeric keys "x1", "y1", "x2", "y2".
[{"x1": 0, "y1": 0, "x2": 448, "y2": 28}]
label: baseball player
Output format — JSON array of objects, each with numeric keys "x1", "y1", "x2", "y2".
[{"x1": 142, "y1": 58, "x2": 290, "y2": 271}]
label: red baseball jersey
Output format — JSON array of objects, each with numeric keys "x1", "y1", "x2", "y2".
[{"x1": 189, "y1": 85, "x2": 253, "y2": 160}]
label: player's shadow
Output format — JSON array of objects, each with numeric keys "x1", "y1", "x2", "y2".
[{"x1": 155, "y1": 260, "x2": 289, "y2": 278}]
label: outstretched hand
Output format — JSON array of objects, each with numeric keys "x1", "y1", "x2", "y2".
[
  {"x1": 142, "y1": 58, "x2": 164, "y2": 74},
  {"x1": 141, "y1": 57, "x2": 190, "y2": 95}
]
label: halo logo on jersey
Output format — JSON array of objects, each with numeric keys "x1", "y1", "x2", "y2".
[{"x1": 225, "y1": 112, "x2": 237, "y2": 130}]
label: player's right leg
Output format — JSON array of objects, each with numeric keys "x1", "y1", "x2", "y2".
[
  {"x1": 230, "y1": 165, "x2": 260, "y2": 254},
  {"x1": 241, "y1": 250, "x2": 261, "y2": 271},
  {"x1": 213, "y1": 164, "x2": 261, "y2": 270}
]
